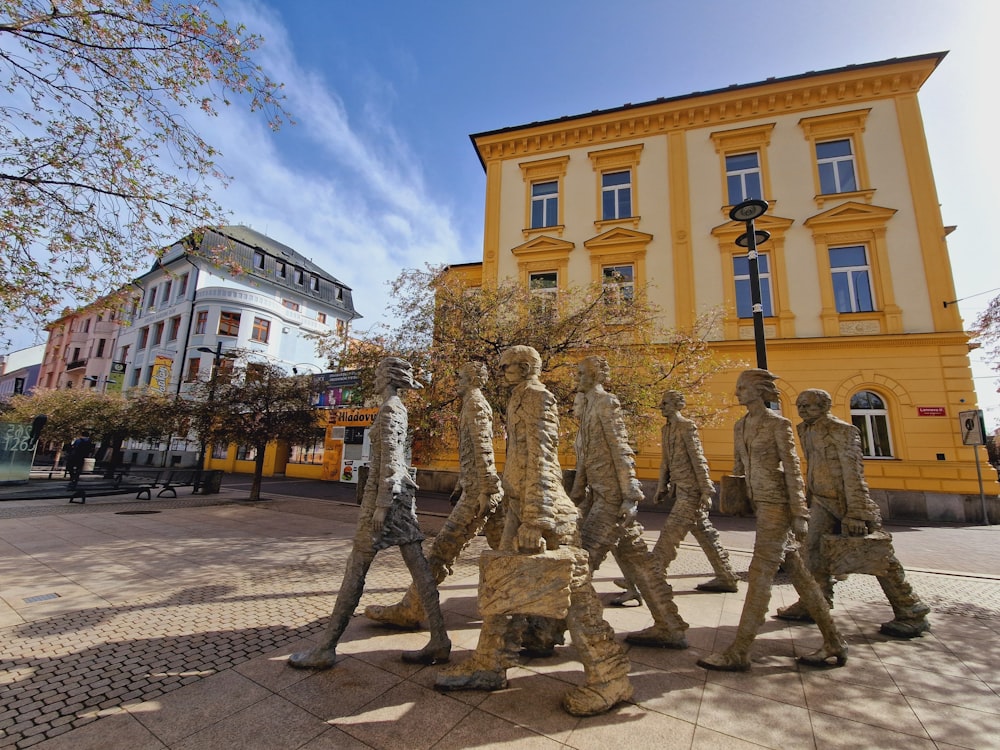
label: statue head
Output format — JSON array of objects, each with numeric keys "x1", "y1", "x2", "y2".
[
  {"x1": 375, "y1": 356, "x2": 422, "y2": 393},
  {"x1": 499, "y1": 345, "x2": 542, "y2": 385},
  {"x1": 796, "y1": 388, "x2": 832, "y2": 425},
  {"x1": 735, "y1": 368, "x2": 780, "y2": 407},
  {"x1": 457, "y1": 361, "x2": 488, "y2": 394},
  {"x1": 660, "y1": 389, "x2": 686, "y2": 415},
  {"x1": 576, "y1": 355, "x2": 610, "y2": 392}
]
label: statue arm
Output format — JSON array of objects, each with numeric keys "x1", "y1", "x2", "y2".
[
  {"x1": 776, "y1": 417, "x2": 808, "y2": 518},
  {"x1": 599, "y1": 394, "x2": 643, "y2": 504},
  {"x1": 681, "y1": 421, "x2": 715, "y2": 498},
  {"x1": 839, "y1": 423, "x2": 877, "y2": 522},
  {"x1": 469, "y1": 396, "x2": 501, "y2": 495}
]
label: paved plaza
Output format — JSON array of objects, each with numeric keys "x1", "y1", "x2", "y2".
[{"x1": 1, "y1": 477, "x2": 999, "y2": 749}]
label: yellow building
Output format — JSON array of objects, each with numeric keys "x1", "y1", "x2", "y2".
[{"x1": 457, "y1": 52, "x2": 995, "y2": 521}]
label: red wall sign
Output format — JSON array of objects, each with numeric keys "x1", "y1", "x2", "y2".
[{"x1": 917, "y1": 406, "x2": 947, "y2": 417}]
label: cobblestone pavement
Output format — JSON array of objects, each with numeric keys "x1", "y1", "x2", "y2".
[{"x1": 1, "y1": 497, "x2": 998, "y2": 749}]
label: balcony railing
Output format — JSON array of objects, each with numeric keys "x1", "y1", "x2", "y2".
[{"x1": 65, "y1": 359, "x2": 87, "y2": 371}]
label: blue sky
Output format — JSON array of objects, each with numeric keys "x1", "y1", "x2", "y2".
[{"x1": 10, "y1": 0, "x2": 1000, "y2": 425}]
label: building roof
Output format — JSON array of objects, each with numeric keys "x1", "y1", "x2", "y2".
[
  {"x1": 148, "y1": 225, "x2": 361, "y2": 320},
  {"x1": 469, "y1": 51, "x2": 947, "y2": 169}
]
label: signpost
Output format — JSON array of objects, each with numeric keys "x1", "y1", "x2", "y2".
[{"x1": 959, "y1": 409, "x2": 991, "y2": 525}]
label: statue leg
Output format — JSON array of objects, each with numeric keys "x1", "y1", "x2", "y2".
[
  {"x1": 561, "y1": 552, "x2": 633, "y2": 716},
  {"x1": 776, "y1": 504, "x2": 835, "y2": 621},
  {"x1": 435, "y1": 614, "x2": 512, "y2": 692},
  {"x1": 366, "y1": 492, "x2": 485, "y2": 629},
  {"x1": 876, "y1": 550, "x2": 931, "y2": 638},
  {"x1": 288, "y1": 543, "x2": 376, "y2": 669},
  {"x1": 689, "y1": 503, "x2": 740, "y2": 592},
  {"x1": 397, "y1": 541, "x2": 452, "y2": 664},
  {"x1": 618, "y1": 521, "x2": 689, "y2": 649},
  {"x1": 698, "y1": 503, "x2": 784, "y2": 671},
  {"x1": 783, "y1": 544, "x2": 847, "y2": 667}
]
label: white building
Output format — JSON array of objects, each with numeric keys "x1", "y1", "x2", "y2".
[{"x1": 111, "y1": 226, "x2": 359, "y2": 466}]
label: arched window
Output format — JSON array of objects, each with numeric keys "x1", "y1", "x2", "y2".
[{"x1": 850, "y1": 390, "x2": 893, "y2": 458}]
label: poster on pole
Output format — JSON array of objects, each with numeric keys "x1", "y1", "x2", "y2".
[{"x1": 959, "y1": 409, "x2": 986, "y2": 446}]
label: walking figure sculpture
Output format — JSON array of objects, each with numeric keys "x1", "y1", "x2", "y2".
[
  {"x1": 776, "y1": 388, "x2": 930, "y2": 638},
  {"x1": 697, "y1": 369, "x2": 847, "y2": 672},
  {"x1": 612, "y1": 389, "x2": 738, "y2": 605},
  {"x1": 436, "y1": 346, "x2": 632, "y2": 717},
  {"x1": 288, "y1": 357, "x2": 451, "y2": 669},
  {"x1": 366, "y1": 361, "x2": 503, "y2": 629},
  {"x1": 570, "y1": 357, "x2": 688, "y2": 648}
]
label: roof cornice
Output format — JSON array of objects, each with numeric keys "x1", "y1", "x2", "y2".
[{"x1": 470, "y1": 52, "x2": 946, "y2": 169}]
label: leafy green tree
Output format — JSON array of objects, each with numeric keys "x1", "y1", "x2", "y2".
[
  {"x1": 189, "y1": 362, "x2": 318, "y2": 500},
  {"x1": 316, "y1": 264, "x2": 738, "y2": 462},
  {"x1": 0, "y1": 0, "x2": 289, "y2": 334},
  {"x1": 5, "y1": 386, "x2": 188, "y2": 469}
]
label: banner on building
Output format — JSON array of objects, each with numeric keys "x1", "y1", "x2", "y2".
[
  {"x1": 106, "y1": 361, "x2": 126, "y2": 394},
  {"x1": 313, "y1": 370, "x2": 362, "y2": 408},
  {"x1": 151, "y1": 355, "x2": 172, "y2": 394}
]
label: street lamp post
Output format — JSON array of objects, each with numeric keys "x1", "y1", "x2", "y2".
[
  {"x1": 194, "y1": 342, "x2": 227, "y2": 477},
  {"x1": 731, "y1": 199, "x2": 771, "y2": 369}
]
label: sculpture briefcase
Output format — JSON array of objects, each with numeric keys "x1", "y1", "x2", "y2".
[
  {"x1": 822, "y1": 531, "x2": 893, "y2": 576},
  {"x1": 478, "y1": 548, "x2": 575, "y2": 619},
  {"x1": 719, "y1": 475, "x2": 754, "y2": 517}
]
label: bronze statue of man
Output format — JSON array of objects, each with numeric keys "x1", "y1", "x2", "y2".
[
  {"x1": 613, "y1": 389, "x2": 738, "y2": 605},
  {"x1": 436, "y1": 346, "x2": 632, "y2": 717},
  {"x1": 288, "y1": 357, "x2": 451, "y2": 670},
  {"x1": 570, "y1": 356, "x2": 688, "y2": 648},
  {"x1": 776, "y1": 388, "x2": 930, "y2": 638},
  {"x1": 365, "y1": 361, "x2": 503, "y2": 629},
  {"x1": 697, "y1": 369, "x2": 847, "y2": 672}
]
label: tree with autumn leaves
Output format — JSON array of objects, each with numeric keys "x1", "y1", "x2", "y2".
[
  {"x1": 316, "y1": 264, "x2": 740, "y2": 463},
  {"x1": 0, "y1": 0, "x2": 289, "y2": 338}
]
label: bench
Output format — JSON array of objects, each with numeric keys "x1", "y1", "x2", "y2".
[{"x1": 67, "y1": 468, "x2": 210, "y2": 503}]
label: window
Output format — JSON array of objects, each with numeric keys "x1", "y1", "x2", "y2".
[
  {"x1": 167, "y1": 316, "x2": 181, "y2": 341},
  {"x1": 601, "y1": 171, "x2": 632, "y2": 220},
  {"x1": 185, "y1": 357, "x2": 201, "y2": 383},
  {"x1": 147, "y1": 287, "x2": 156, "y2": 309},
  {"x1": 152, "y1": 321, "x2": 164, "y2": 345},
  {"x1": 733, "y1": 254, "x2": 773, "y2": 318},
  {"x1": 163, "y1": 280, "x2": 172, "y2": 301},
  {"x1": 317, "y1": 312, "x2": 327, "y2": 324},
  {"x1": 310, "y1": 275, "x2": 320, "y2": 292},
  {"x1": 850, "y1": 391, "x2": 893, "y2": 458},
  {"x1": 177, "y1": 273, "x2": 189, "y2": 297},
  {"x1": 216, "y1": 357, "x2": 235, "y2": 384},
  {"x1": 335, "y1": 287, "x2": 344, "y2": 300},
  {"x1": 829, "y1": 246, "x2": 875, "y2": 313},
  {"x1": 289, "y1": 430, "x2": 326, "y2": 465},
  {"x1": 816, "y1": 139, "x2": 857, "y2": 195},
  {"x1": 531, "y1": 181, "x2": 558, "y2": 228},
  {"x1": 589, "y1": 145, "x2": 642, "y2": 227},
  {"x1": 294, "y1": 268, "x2": 304, "y2": 285},
  {"x1": 282, "y1": 299, "x2": 300, "y2": 311},
  {"x1": 218, "y1": 311, "x2": 241, "y2": 337},
  {"x1": 120, "y1": 344, "x2": 130, "y2": 363},
  {"x1": 195, "y1": 310, "x2": 208, "y2": 334},
  {"x1": 236, "y1": 445, "x2": 258, "y2": 461},
  {"x1": 137, "y1": 327, "x2": 149, "y2": 349},
  {"x1": 95, "y1": 339, "x2": 106, "y2": 358},
  {"x1": 82, "y1": 318, "x2": 91, "y2": 333},
  {"x1": 251, "y1": 316, "x2": 271, "y2": 343},
  {"x1": 529, "y1": 271, "x2": 558, "y2": 296},
  {"x1": 211, "y1": 443, "x2": 228, "y2": 459},
  {"x1": 602, "y1": 264, "x2": 635, "y2": 302},
  {"x1": 131, "y1": 367, "x2": 142, "y2": 387},
  {"x1": 725, "y1": 152, "x2": 763, "y2": 204},
  {"x1": 276, "y1": 261, "x2": 287, "y2": 279},
  {"x1": 520, "y1": 155, "x2": 569, "y2": 236},
  {"x1": 336, "y1": 319, "x2": 346, "y2": 335},
  {"x1": 253, "y1": 250, "x2": 265, "y2": 270},
  {"x1": 799, "y1": 109, "x2": 872, "y2": 206}
]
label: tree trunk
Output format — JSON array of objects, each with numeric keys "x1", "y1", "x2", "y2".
[{"x1": 250, "y1": 446, "x2": 266, "y2": 501}]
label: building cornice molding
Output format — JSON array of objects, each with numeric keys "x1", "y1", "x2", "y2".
[{"x1": 472, "y1": 54, "x2": 943, "y2": 166}]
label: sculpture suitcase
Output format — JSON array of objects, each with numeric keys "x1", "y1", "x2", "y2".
[
  {"x1": 822, "y1": 531, "x2": 893, "y2": 576},
  {"x1": 478, "y1": 548, "x2": 575, "y2": 619},
  {"x1": 719, "y1": 475, "x2": 754, "y2": 516}
]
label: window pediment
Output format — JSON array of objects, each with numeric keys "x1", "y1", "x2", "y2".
[
  {"x1": 510, "y1": 235, "x2": 575, "y2": 257},
  {"x1": 711, "y1": 213, "x2": 794, "y2": 242},
  {"x1": 804, "y1": 202, "x2": 896, "y2": 232},
  {"x1": 583, "y1": 227, "x2": 653, "y2": 252}
]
